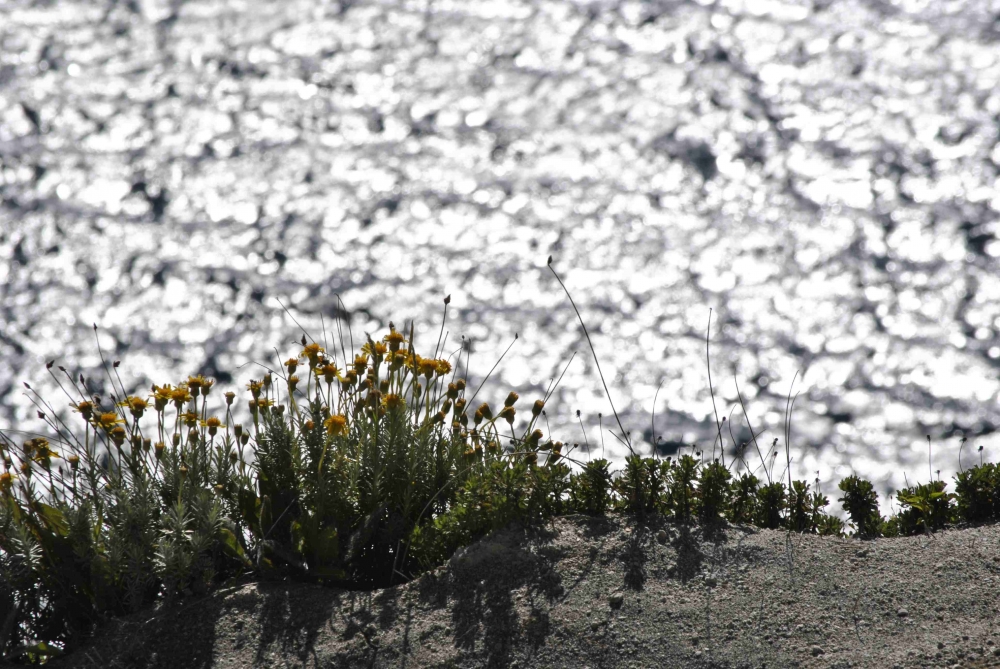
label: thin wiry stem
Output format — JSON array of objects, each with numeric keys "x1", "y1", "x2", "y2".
[
  {"x1": 547, "y1": 256, "x2": 634, "y2": 456},
  {"x1": 706, "y1": 309, "x2": 725, "y2": 468},
  {"x1": 734, "y1": 373, "x2": 770, "y2": 485}
]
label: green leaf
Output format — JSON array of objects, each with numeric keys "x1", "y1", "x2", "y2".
[
  {"x1": 218, "y1": 527, "x2": 252, "y2": 567},
  {"x1": 37, "y1": 503, "x2": 69, "y2": 537}
]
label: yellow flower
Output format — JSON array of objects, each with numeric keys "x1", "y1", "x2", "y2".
[
  {"x1": 435, "y1": 359, "x2": 452, "y2": 376},
  {"x1": 287, "y1": 375, "x2": 300, "y2": 392},
  {"x1": 0, "y1": 471, "x2": 14, "y2": 492},
  {"x1": 117, "y1": 395, "x2": 148, "y2": 418},
  {"x1": 383, "y1": 329, "x2": 406, "y2": 352},
  {"x1": 110, "y1": 426, "x2": 126, "y2": 446},
  {"x1": 30, "y1": 439, "x2": 59, "y2": 465},
  {"x1": 170, "y1": 386, "x2": 193, "y2": 408},
  {"x1": 353, "y1": 354, "x2": 368, "y2": 375},
  {"x1": 383, "y1": 393, "x2": 404, "y2": 411},
  {"x1": 94, "y1": 412, "x2": 125, "y2": 432},
  {"x1": 318, "y1": 363, "x2": 339, "y2": 384},
  {"x1": 187, "y1": 375, "x2": 210, "y2": 393},
  {"x1": 418, "y1": 358, "x2": 438, "y2": 378},
  {"x1": 180, "y1": 411, "x2": 200, "y2": 427},
  {"x1": 324, "y1": 414, "x2": 348, "y2": 437},
  {"x1": 301, "y1": 342, "x2": 325, "y2": 366},
  {"x1": 246, "y1": 379, "x2": 263, "y2": 400},
  {"x1": 200, "y1": 416, "x2": 226, "y2": 436},
  {"x1": 70, "y1": 400, "x2": 94, "y2": 422},
  {"x1": 151, "y1": 384, "x2": 174, "y2": 411},
  {"x1": 255, "y1": 397, "x2": 274, "y2": 410},
  {"x1": 285, "y1": 358, "x2": 298, "y2": 374}
]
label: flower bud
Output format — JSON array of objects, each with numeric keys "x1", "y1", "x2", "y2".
[
  {"x1": 532, "y1": 399, "x2": 544, "y2": 417},
  {"x1": 225, "y1": 391, "x2": 235, "y2": 406},
  {"x1": 234, "y1": 424, "x2": 243, "y2": 440},
  {"x1": 240, "y1": 432, "x2": 249, "y2": 446},
  {"x1": 504, "y1": 392, "x2": 519, "y2": 408}
]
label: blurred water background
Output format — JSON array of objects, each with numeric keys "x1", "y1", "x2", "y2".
[{"x1": 3, "y1": 0, "x2": 1000, "y2": 520}]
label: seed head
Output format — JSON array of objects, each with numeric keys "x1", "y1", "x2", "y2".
[{"x1": 499, "y1": 406, "x2": 516, "y2": 425}]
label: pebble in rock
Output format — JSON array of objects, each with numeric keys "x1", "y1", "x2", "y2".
[
  {"x1": 609, "y1": 593, "x2": 624, "y2": 609},
  {"x1": 897, "y1": 608, "x2": 909, "y2": 617},
  {"x1": 811, "y1": 645, "x2": 825, "y2": 656}
]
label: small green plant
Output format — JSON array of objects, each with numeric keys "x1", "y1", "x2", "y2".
[
  {"x1": 837, "y1": 475, "x2": 883, "y2": 539},
  {"x1": 612, "y1": 454, "x2": 669, "y2": 518},
  {"x1": 696, "y1": 459, "x2": 731, "y2": 525},
  {"x1": 568, "y1": 458, "x2": 614, "y2": 516},
  {"x1": 726, "y1": 471, "x2": 760, "y2": 525},
  {"x1": 953, "y1": 462, "x2": 1000, "y2": 523},
  {"x1": 666, "y1": 454, "x2": 699, "y2": 524},
  {"x1": 893, "y1": 480, "x2": 956, "y2": 536},
  {"x1": 755, "y1": 481, "x2": 787, "y2": 529}
]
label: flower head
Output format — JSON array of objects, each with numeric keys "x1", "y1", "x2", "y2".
[
  {"x1": 247, "y1": 379, "x2": 264, "y2": 399},
  {"x1": 301, "y1": 342, "x2": 325, "y2": 366},
  {"x1": 70, "y1": 400, "x2": 94, "y2": 422},
  {"x1": 324, "y1": 414, "x2": 348, "y2": 437},
  {"x1": 94, "y1": 411, "x2": 125, "y2": 432},
  {"x1": 383, "y1": 328, "x2": 406, "y2": 352},
  {"x1": 118, "y1": 395, "x2": 148, "y2": 418},
  {"x1": 170, "y1": 386, "x2": 193, "y2": 408},
  {"x1": 201, "y1": 416, "x2": 226, "y2": 436}
]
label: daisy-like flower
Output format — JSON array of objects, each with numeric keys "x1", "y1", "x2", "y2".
[
  {"x1": 435, "y1": 359, "x2": 452, "y2": 376},
  {"x1": 179, "y1": 410, "x2": 200, "y2": 427},
  {"x1": 117, "y1": 395, "x2": 148, "y2": 419},
  {"x1": 246, "y1": 379, "x2": 263, "y2": 400},
  {"x1": 70, "y1": 400, "x2": 94, "y2": 422},
  {"x1": 151, "y1": 384, "x2": 174, "y2": 412},
  {"x1": 170, "y1": 386, "x2": 193, "y2": 408},
  {"x1": 200, "y1": 416, "x2": 225, "y2": 436},
  {"x1": 317, "y1": 363, "x2": 339, "y2": 384},
  {"x1": 186, "y1": 375, "x2": 205, "y2": 393},
  {"x1": 110, "y1": 426, "x2": 127, "y2": 446},
  {"x1": 29, "y1": 438, "x2": 59, "y2": 465},
  {"x1": 353, "y1": 354, "x2": 368, "y2": 375},
  {"x1": 94, "y1": 411, "x2": 125, "y2": 432},
  {"x1": 0, "y1": 471, "x2": 14, "y2": 493},
  {"x1": 287, "y1": 375, "x2": 300, "y2": 392},
  {"x1": 324, "y1": 414, "x2": 348, "y2": 436},
  {"x1": 383, "y1": 393, "x2": 405, "y2": 411},
  {"x1": 418, "y1": 358, "x2": 438, "y2": 379},
  {"x1": 383, "y1": 328, "x2": 406, "y2": 352},
  {"x1": 301, "y1": 342, "x2": 325, "y2": 366},
  {"x1": 284, "y1": 358, "x2": 298, "y2": 374}
]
